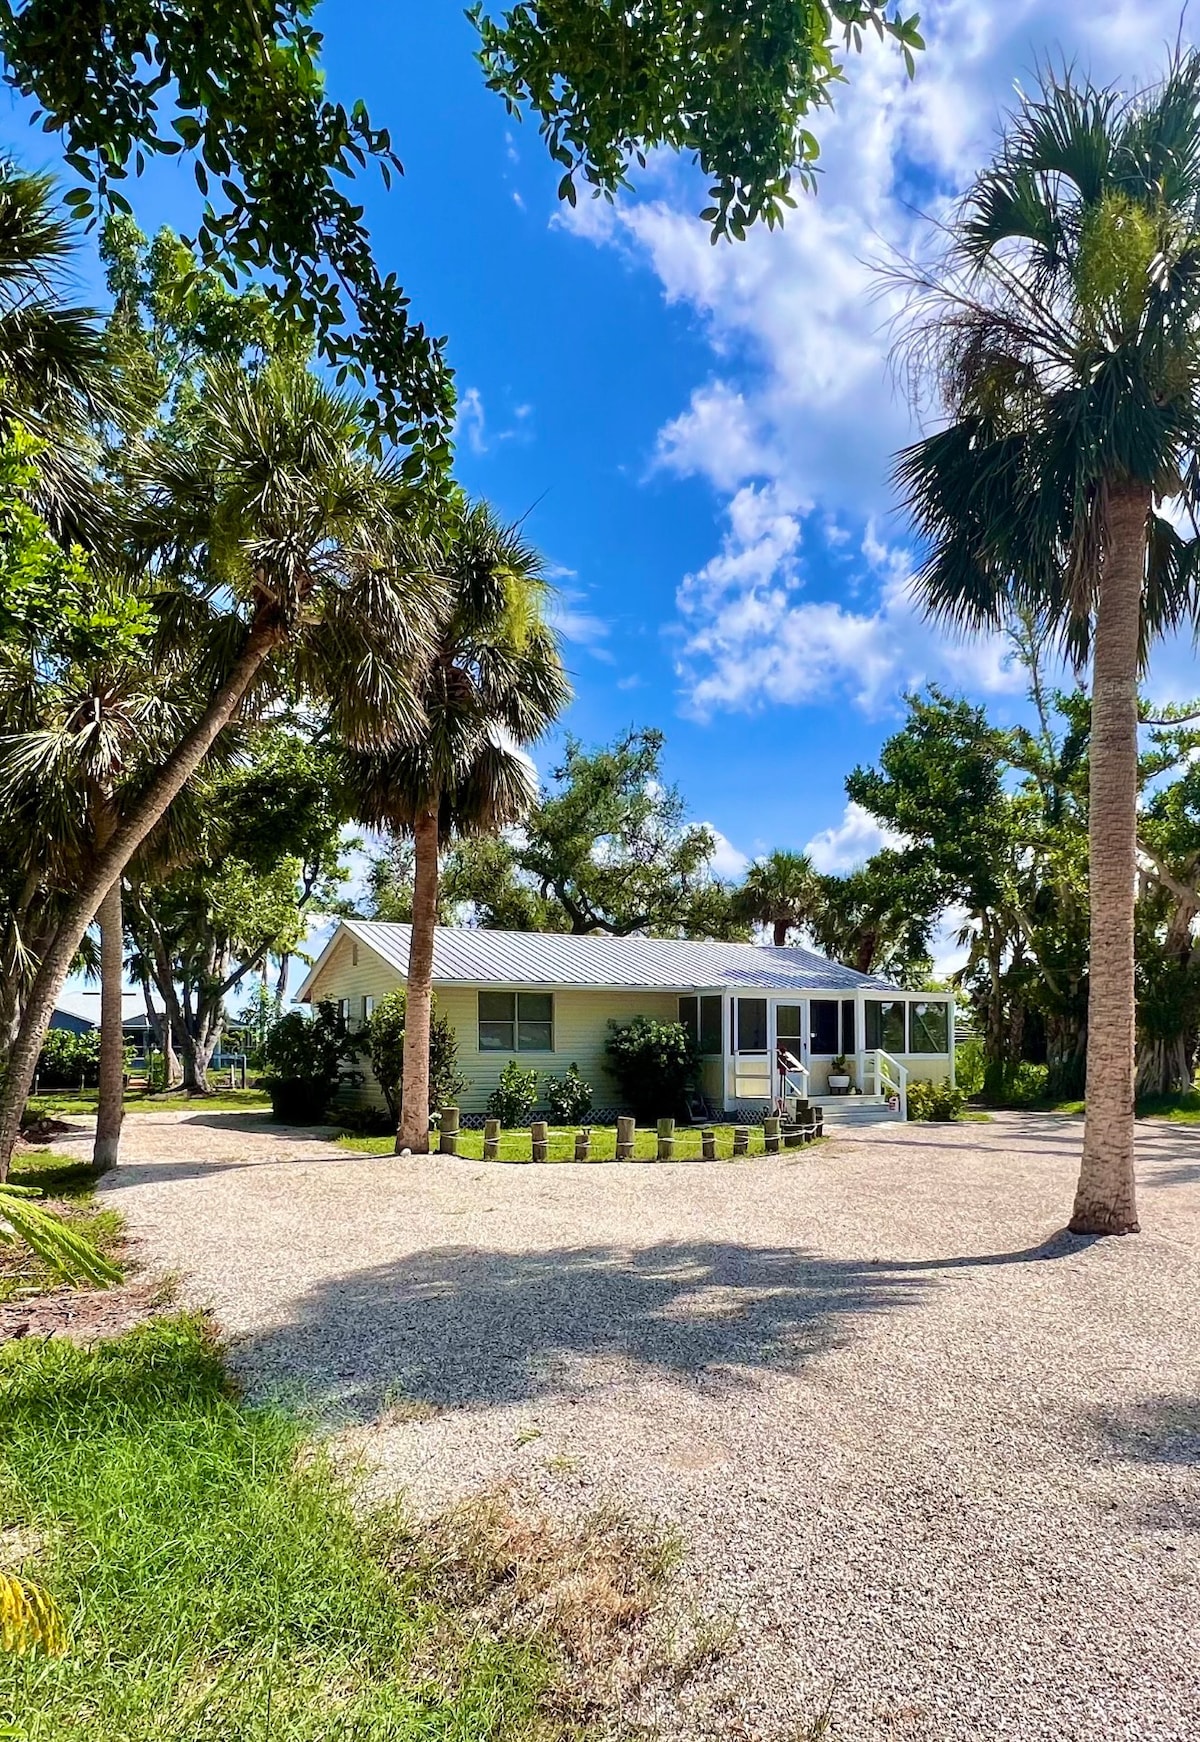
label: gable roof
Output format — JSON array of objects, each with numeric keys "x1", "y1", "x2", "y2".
[
  {"x1": 297, "y1": 919, "x2": 897, "y2": 1000},
  {"x1": 53, "y1": 987, "x2": 152, "y2": 1027}
]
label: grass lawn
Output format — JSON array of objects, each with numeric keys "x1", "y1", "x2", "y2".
[
  {"x1": 0, "y1": 1150, "x2": 123, "y2": 1303},
  {"x1": 1025, "y1": 1090, "x2": 1200, "y2": 1122},
  {"x1": 26, "y1": 1087, "x2": 271, "y2": 1118},
  {"x1": 0, "y1": 1316, "x2": 656, "y2": 1740},
  {"x1": 338, "y1": 1122, "x2": 799, "y2": 1163}
]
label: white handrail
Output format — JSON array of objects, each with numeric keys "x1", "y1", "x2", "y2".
[
  {"x1": 870, "y1": 1048, "x2": 908, "y2": 1119},
  {"x1": 775, "y1": 1048, "x2": 809, "y2": 1109}
]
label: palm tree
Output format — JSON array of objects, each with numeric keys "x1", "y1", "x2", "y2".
[
  {"x1": 0, "y1": 160, "x2": 113, "y2": 544},
  {"x1": 892, "y1": 57, "x2": 1200, "y2": 1234},
  {"x1": 733, "y1": 850, "x2": 820, "y2": 945},
  {"x1": 346, "y1": 501, "x2": 570, "y2": 1153},
  {"x1": 0, "y1": 358, "x2": 442, "y2": 1179}
]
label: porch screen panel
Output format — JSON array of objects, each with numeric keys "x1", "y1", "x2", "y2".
[
  {"x1": 736, "y1": 998, "x2": 768, "y2": 1052},
  {"x1": 699, "y1": 996, "x2": 722, "y2": 1055},
  {"x1": 841, "y1": 1000, "x2": 856, "y2": 1054},
  {"x1": 864, "y1": 999, "x2": 906, "y2": 1052},
  {"x1": 910, "y1": 1001, "x2": 950, "y2": 1054},
  {"x1": 808, "y1": 1000, "x2": 840, "y2": 1054},
  {"x1": 679, "y1": 997, "x2": 699, "y2": 1048}
]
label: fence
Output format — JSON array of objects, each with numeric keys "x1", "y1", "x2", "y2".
[{"x1": 432, "y1": 1108, "x2": 824, "y2": 1164}]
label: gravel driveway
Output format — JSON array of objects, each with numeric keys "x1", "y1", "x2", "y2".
[{"x1": 82, "y1": 1109, "x2": 1200, "y2": 1741}]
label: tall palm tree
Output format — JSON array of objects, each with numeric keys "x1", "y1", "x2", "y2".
[
  {"x1": 346, "y1": 501, "x2": 570, "y2": 1153},
  {"x1": 892, "y1": 57, "x2": 1200, "y2": 1234},
  {"x1": 733, "y1": 850, "x2": 820, "y2": 945},
  {"x1": 0, "y1": 160, "x2": 113, "y2": 544},
  {"x1": 0, "y1": 358, "x2": 442, "y2": 1179}
]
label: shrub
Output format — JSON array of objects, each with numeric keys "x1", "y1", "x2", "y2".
[
  {"x1": 982, "y1": 1059, "x2": 1050, "y2": 1107},
  {"x1": 604, "y1": 1017, "x2": 697, "y2": 1123},
  {"x1": 365, "y1": 990, "x2": 464, "y2": 1123},
  {"x1": 954, "y1": 1035, "x2": 985, "y2": 1096},
  {"x1": 36, "y1": 1028, "x2": 101, "y2": 1090},
  {"x1": 544, "y1": 1063, "x2": 593, "y2": 1124},
  {"x1": 261, "y1": 1001, "x2": 350, "y2": 1124},
  {"x1": 907, "y1": 1079, "x2": 967, "y2": 1121},
  {"x1": 487, "y1": 1060, "x2": 540, "y2": 1127}
]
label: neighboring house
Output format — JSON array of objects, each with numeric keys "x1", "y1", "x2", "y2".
[
  {"x1": 296, "y1": 921, "x2": 955, "y2": 1121},
  {"x1": 50, "y1": 988, "x2": 154, "y2": 1055}
]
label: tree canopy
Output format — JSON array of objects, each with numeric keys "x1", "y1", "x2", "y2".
[{"x1": 0, "y1": 0, "x2": 923, "y2": 451}]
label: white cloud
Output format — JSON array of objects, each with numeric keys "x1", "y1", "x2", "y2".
[
  {"x1": 547, "y1": 588, "x2": 614, "y2": 660},
  {"x1": 456, "y1": 386, "x2": 487, "y2": 455},
  {"x1": 702, "y1": 825, "x2": 750, "y2": 881},
  {"x1": 804, "y1": 801, "x2": 904, "y2": 874},
  {"x1": 561, "y1": 0, "x2": 1185, "y2": 718},
  {"x1": 675, "y1": 520, "x2": 1022, "y2": 718}
]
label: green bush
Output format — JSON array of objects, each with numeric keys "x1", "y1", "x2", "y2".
[
  {"x1": 954, "y1": 1035, "x2": 985, "y2": 1096},
  {"x1": 982, "y1": 1059, "x2": 1050, "y2": 1107},
  {"x1": 36, "y1": 1027, "x2": 101, "y2": 1089},
  {"x1": 544, "y1": 1063, "x2": 593, "y2": 1124},
  {"x1": 364, "y1": 990, "x2": 464, "y2": 1122},
  {"x1": 261, "y1": 1001, "x2": 350, "y2": 1124},
  {"x1": 487, "y1": 1060, "x2": 540, "y2": 1127},
  {"x1": 604, "y1": 1016, "x2": 698, "y2": 1122},
  {"x1": 906, "y1": 1079, "x2": 967, "y2": 1121}
]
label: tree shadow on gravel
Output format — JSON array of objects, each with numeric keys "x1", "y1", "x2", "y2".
[
  {"x1": 1092, "y1": 1395, "x2": 1200, "y2": 1530},
  {"x1": 235, "y1": 1240, "x2": 930, "y2": 1424}
]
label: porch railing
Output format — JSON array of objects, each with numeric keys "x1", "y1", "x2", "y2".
[{"x1": 867, "y1": 1048, "x2": 908, "y2": 1119}]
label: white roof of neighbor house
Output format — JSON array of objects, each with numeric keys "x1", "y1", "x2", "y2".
[
  {"x1": 53, "y1": 987, "x2": 150, "y2": 1026},
  {"x1": 298, "y1": 919, "x2": 898, "y2": 1000}
]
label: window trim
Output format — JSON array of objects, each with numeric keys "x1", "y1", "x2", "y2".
[{"x1": 477, "y1": 988, "x2": 555, "y2": 1053}]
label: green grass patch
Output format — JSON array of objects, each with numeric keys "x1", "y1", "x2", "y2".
[
  {"x1": 337, "y1": 1123, "x2": 802, "y2": 1162},
  {"x1": 27, "y1": 1087, "x2": 271, "y2": 1117},
  {"x1": 0, "y1": 1316, "x2": 559, "y2": 1740},
  {"x1": 1, "y1": 1151, "x2": 123, "y2": 1302},
  {"x1": 1015, "y1": 1090, "x2": 1200, "y2": 1122}
]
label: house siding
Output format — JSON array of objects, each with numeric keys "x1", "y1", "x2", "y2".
[{"x1": 306, "y1": 940, "x2": 680, "y2": 1116}]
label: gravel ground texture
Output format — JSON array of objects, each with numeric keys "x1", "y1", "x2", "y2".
[{"x1": 74, "y1": 1108, "x2": 1200, "y2": 1741}]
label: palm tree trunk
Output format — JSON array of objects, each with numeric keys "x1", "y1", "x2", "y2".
[
  {"x1": 773, "y1": 918, "x2": 788, "y2": 946},
  {"x1": 1071, "y1": 483, "x2": 1148, "y2": 1236},
  {"x1": 397, "y1": 800, "x2": 440, "y2": 1155},
  {"x1": 0, "y1": 615, "x2": 282, "y2": 1181},
  {"x1": 93, "y1": 873, "x2": 125, "y2": 1170}
]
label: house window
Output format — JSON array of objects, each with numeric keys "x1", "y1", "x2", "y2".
[
  {"x1": 910, "y1": 1001, "x2": 950, "y2": 1054},
  {"x1": 865, "y1": 1000, "x2": 907, "y2": 1052},
  {"x1": 735, "y1": 997, "x2": 768, "y2": 1052},
  {"x1": 478, "y1": 990, "x2": 554, "y2": 1052},
  {"x1": 808, "y1": 1000, "x2": 840, "y2": 1054},
  {"x1": 679, "y1": 995, "x2": 723, "y2": 1054}
]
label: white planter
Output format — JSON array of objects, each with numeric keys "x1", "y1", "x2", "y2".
[{"x1": 828, "y1": 1074, "x2": 851, "y2": 1092}]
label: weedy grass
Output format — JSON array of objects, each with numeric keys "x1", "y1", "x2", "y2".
[
  {"x1": 0, "y1": 1152, "x2": 122, "y2": 1303},
  {"x1": 338, "y1": 1124, "x2": 785, "y2": 1163},
  {"x1": 0, "y1": 1316, "x2": 560, "y2": 1740}
]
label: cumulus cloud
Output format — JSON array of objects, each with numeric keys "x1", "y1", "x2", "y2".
[
  {"x1": 804, "y1": 802, "x2": 904, "y2": 874},
  {"x1": 561, "y1": 0, "x2": 1184, "y2": 717},
  {"x1": 703, "y1": 826, "x2": 750, "y2": 881},
  {"x1": 675, "y1": 520, "x2": 1022, "y2": 718}
]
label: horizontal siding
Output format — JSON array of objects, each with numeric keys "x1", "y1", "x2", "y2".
[
  {"x1": 442, "y1": 985, "x2": 680, "y2": 1115},
  {"x1": 306, "y1": 938, "x2": 681, "y2": 1116}
]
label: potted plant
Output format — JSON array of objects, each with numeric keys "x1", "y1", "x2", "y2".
[{"x1": 827, "y1": 1054, "x2": 853, "y2": 1094}]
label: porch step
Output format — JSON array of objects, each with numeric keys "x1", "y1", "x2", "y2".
[{"x1": 811, "y1": 1095, "x2": 904, "y2": 1125}]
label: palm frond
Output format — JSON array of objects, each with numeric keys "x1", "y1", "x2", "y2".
[{"x1": 0, "y1": 1182, "x2": 121, "y2": 1287}]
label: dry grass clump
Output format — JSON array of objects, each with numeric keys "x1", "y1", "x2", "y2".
[{"x1": 384, "y1": 1489, "x2": 690, "y2": 1724}]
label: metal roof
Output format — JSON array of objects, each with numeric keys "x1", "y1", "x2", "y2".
[
  {"x1": 53, "y1": 987, "x2": 151, "y2": 1026},
  {"x1": 298, "y1": 920, "x2": 898, "y2": 999}
]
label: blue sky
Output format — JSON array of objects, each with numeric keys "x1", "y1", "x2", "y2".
[{"x1": 6, "y1": 0, "x2": 1199, "y2": 898}]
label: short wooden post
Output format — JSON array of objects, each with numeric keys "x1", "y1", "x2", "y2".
[
  {"x1": 574, "y1": 1127, "x2": 591, "y2": 1162},
  {"x1": 616, "y1": 1115, "x2": 636, "y2": 1161},
  {"x1": 784, "y1": 1127, "x2": 802, "y2": 1149},
  {"x1": 438, "y1": 1107, "x2": 460, "y2": 1155},
  {"x1": 764, "y1": 1115, "x2": 781, "y2": 1154},
  {"x1": 733, "y1": 1125, "x2": 748, "y2": 1156},
  {"x1": 656, "y1": 1117, "x2": 675, "y2": 1161},
  {"x1": 813, "y1": 1108, "x2": 824, "y2": 1138},
  {"x1": 531, "y1": 1119, "x2": 548, "y2": 1163},
  {"x1": 483, "y1": 1118, "x2": 500, "y2": 1161},
  {"x1": 701, "y1": 1127, "x2": 716, "y2": 1161}
]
